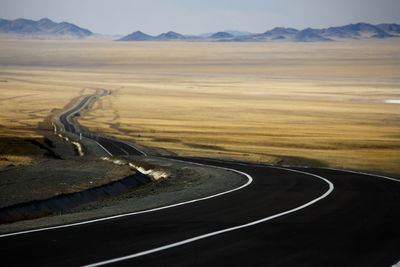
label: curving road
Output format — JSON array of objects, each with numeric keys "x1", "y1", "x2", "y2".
[
  {"x1": 58, "y1": 91, "x2": 145, "y2": 156},
  {"x1": 59, "y1": 95, "x2": 92, "y2": 134},
  {"x1": 1, "y1": 158, "x2": 400, "y2": 266},
  {"x1": 1, "y1": 93, "x2": 399, "y2": 266}
]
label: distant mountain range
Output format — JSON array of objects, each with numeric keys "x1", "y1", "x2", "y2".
[
  {"x1": 0, "y1": 18, "x2": 92, "y2": 39},
  {"x1": 0, "y1": 18, "x2": 399, "y2": 42},
  {"x1": 119, "y1": 22, "x2": 400, "y2": 42},
  {"x1": 198, "y1": 30, "x2": 254, "y2": 38},
  {"x1": 119, "y1": 30, "x2": 187, "y2": 41}
]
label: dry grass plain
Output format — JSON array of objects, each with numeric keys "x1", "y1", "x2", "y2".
[{"x1": 0, "y1": 39, "x2": 399, "y2": 173}]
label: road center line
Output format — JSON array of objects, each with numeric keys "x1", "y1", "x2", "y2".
[{"x1": 82, "y1": 166, "x2": 334, "y2": 267}]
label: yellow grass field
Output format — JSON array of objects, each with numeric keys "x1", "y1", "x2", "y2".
[{"x1": 0, "y1": 39, "x2": 399, "y2": 173}]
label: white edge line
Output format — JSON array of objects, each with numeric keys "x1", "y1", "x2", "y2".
[
  {"x1": 324, "y1": 167, "x2": 400, "y2": 183},
  {"x1": 328, "y1": 168, "x2": 400, "y2": 267},
  {"x1": 82, "y1": 166, "x2": 334, "y2": 267},
  {"x1": 118, "y1": 139, "x2": 147, "y2": 156},
  {"x1": 207, "y1": 158, "x2": 400, "y2": 183},
  {"x1": 0, "y1": 159, "x2": 251, "y2": 238},
  {"x1": 93, "y1": 136, "x2": 146, "y2": 156},
  {"x1": 94, "y1": 141, "x2": 113, "y2": 156},
  {"x1": 119, "y1": 147, "x2": 129, "y2": 156}
]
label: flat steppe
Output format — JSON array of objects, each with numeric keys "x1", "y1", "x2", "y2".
[{"x1": 0, "y1": 39, "x2": 399, "y2": 173}]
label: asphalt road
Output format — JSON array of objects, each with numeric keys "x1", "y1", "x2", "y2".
[
  {"x1": 59, "y1": 95, "x2": 92, "y2": 134},
  {"x1": 3, "y1": 93, "x2": 398, "y2": 266},
  {"x1": 58, "y1": 92, "x2": 144, "y2": 156},
  {"x1": 1, "y1": 158, "x2": 399, "y2": 266}
]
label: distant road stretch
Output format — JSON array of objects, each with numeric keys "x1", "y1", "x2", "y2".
[{"x1": 58, "y1": 91, "x2": 145, "y2": 156}]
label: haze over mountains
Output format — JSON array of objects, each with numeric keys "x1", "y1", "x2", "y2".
[{"x1": 0, "y1": 18, "x2": 399, "y2": 42}]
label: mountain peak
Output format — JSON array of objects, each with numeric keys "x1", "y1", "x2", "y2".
[
  {"x1": 211, "y1": 32, "x2": 234, "y2": 38},
  {"x1": 38, "y1": 18, "x2": 53, "y2": 23},
  {"x1": 37, "y1": 18, "x2": 56, "y2": 28},
  {"x1": 119, "y1": 31, "x2": 154, "y2": 41},
  {"x1": 0, "y1": 18, "x2": 92, "y2": 38},
  {"x1": 157, "y1": 31, "x2": 185, "y2": 40}
]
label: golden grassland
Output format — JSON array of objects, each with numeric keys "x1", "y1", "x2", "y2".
[{"x1": 0, "y1": 39, "x2": 399, "y2": 173}]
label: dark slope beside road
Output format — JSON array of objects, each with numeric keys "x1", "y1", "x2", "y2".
[{"x1": 0, "y1": 159, "x2": 399, "y2": 267}]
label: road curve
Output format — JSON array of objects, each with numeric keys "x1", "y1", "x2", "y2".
[
  {"x1": 58, "y1": 91, "x2": 145, "y2": 156},
  {"x1": 2, "y1": 92, "x2": 399, "y2": 266},
  {"x1": 1, "y1": 158, "x2": 400, "y2": 266}
]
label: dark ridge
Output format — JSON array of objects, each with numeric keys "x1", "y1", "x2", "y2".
[
  {"x1": 43, "y1": 138, "x2": 54, "y2": 148},
  {"x1": 25, "y1": 138, "x2": 62, "y2": 159}
]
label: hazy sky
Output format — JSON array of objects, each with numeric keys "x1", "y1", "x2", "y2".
[{"x1": 0, "y1": 0, "x2": 399, "y2": 35}]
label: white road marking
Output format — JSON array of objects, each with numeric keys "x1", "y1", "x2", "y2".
[
  {"x1": 0, "y1": 159, "x2": 252, "y2": 238},
  {"x1": 94, "y1": 141, "x2": 113, "y2": 156},
  {"x1": 119, "y1": 147, "x2": 129, "y2": 155},
  {"x1": 82, "y1": 166, "x2": 334, "y2": 267},
  {"x1": 117, "y1": 139, "x2": 147, "y2": 156},
  {"x1": 325, "y1": 168, "x2": 400, "y2": 183}
]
